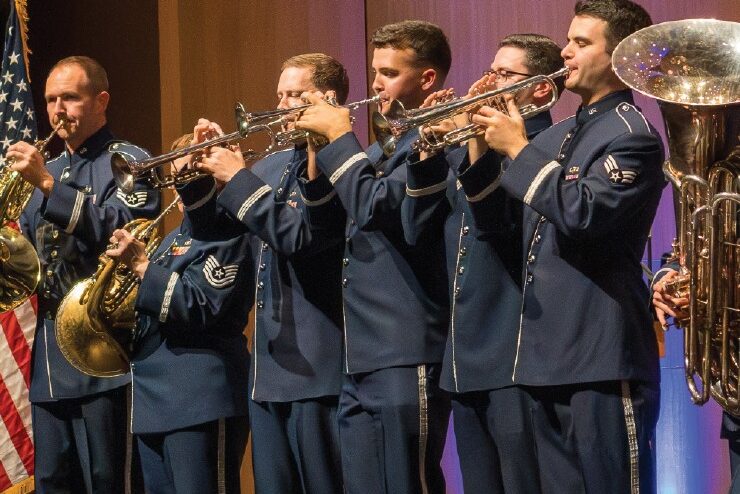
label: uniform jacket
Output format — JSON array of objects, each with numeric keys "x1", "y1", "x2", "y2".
[
  {"x1": 302, "y1": 130, "x2": 449, "y2": 374},
  {"x1": 403, "y1": 112, "x2": 552, "y2": 393},
  {"x1": 20, "y1": 126, "x2": 160, "y2": 402},
  {"x1": 215, "y1": 147, "x2": 345, "y2": 402},
  {"x1": 459, "y1": 90, "x2": 664, "y2": 386},
  {"x1": 131, "y1": 178, "x2": 252, "y2": 434}
]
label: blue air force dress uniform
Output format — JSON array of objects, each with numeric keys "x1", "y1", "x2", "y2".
[
  {"x1": 214, "y1": 146, "x2": 345, "y2": 494},
  {"x1": 402, "y1": 112, "x2": 556, "y2": 493},
  {"x1": 459, "y1": 90, "x2": 664, "y2": 493},
  {"x1": 131, "y1": 177, "x2": 251, "y2": 494},
  {"x1": 18, "y1": 126, "x2": 160, "y2": 493},
  {"x1": 300, "y1": 130, "x2": 451, "y2": 494}
]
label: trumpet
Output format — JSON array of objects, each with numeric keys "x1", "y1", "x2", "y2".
[
  {"x1": 112, "y1": 103, "x2": 271, "y2": 194},
  {"x1": 113, "y1": 95, "x2": 380, "y2": 194},
  {"x1": 245, "y1": 94, "x2": 380, "y2": 124},
  {"x1": 372, "y1": 67, "x2": 568, "y2": 156}
]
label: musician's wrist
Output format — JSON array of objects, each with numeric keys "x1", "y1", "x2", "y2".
[
  {"x1": 132, "y1": 258, "x2": 150, "y2": 280},
  {"x1": 39, "y1": 175, "x2": 55, "y2": 197}
]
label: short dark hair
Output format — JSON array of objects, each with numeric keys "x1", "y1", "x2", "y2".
[
  {"x1": 49, "y1": 56, "x2": 109, "y2": 94},
  {"x1": 499, "y1": 33, "x2": 565, "y2": 94},
  {"x1": 281, "y1": 53, "x2": 350, "y2": 105},
  {"x1": 371, "y1": 20, "x2": 452, "y2": 79},
  {"x1": 574, "y1": 0, "x2": 652, "y2": 53}
]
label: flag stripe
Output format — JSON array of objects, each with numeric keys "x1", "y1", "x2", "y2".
[
  {"x1": 0, "y1": 412, "x2": 28, "y2": 486},
  {"x1": 0, "y1": 455, "x2": 13, "y2": 491},
  {"x1": 0, "y1": 373, "x2": 34, "y2": 475},
  {"x1": 0, "y1": 308, "x2": 32, "y2": 388}
]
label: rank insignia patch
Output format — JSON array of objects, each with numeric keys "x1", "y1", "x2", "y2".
[
  {"x1": 203, "y1": 255, "x2": 239, "y2": 288},
  {"x1": 116, "y1": 189, "x2": 148, "y2": 207},
  {"x1": 603, "y1": 155, "x2": 637, "y2": 185},
  {"x1": 565, "y1": 165, "x2": 580, "y2": 181}
]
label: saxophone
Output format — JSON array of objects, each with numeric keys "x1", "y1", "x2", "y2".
[{"x1": 55, "y1": 197, "x2": 180, "y2": 377}]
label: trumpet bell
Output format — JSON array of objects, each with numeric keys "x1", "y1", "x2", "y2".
[
  {"x1": 55, "y1": 279, "x2": 131, "y2": 377},
  {"x1": 0, "y1": 226, "x2": 40, "y2": 313}
]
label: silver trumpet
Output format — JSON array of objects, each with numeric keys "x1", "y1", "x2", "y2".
[
  {"x1": 372, "y1": 67, "x2": 568, "y2": 156},
  {"x1": 112, "y1": 96, "x2": 380, "y2": 194}
]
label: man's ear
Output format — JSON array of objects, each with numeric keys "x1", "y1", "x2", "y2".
[
  {"x1": 95, "y1": 91, "x2": 110, "y2": 114},
  {"x1": 420, "y1": 68, "x2": 438, "y2": 91},
  {"x1": 532, "y1": 82, "x2": 553, "y2": 103}
]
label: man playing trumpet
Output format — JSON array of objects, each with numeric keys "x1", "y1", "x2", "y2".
[{"x1": 187, "y1": 53, "x2": 348, "y2": 493}]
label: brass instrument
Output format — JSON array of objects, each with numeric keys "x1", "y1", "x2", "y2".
[
  {"x1": 371, "y1": 67, "x2": 568, "y2": 156},
  {"x1": 613, "y1": 19, "x2": 740, "y2": 413},
  {"x1": 55, "y1": 198, "x2": 180, "y2": 377},
  {"x1": 112, "y1": 103, "x2": 271, "y2": 194},
  {"x1": 113, "y1": 96, "x2": 380, "y2": 194},
  {"x1": 0, "y1": 118, "x2": 65, "y2": 312}
]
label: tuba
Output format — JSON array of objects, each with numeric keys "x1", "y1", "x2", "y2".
[
  {"x1": 55, "y1": 198, "x2": 180, "y2": 377},
  {"x1": 613, "y1": 19, "x2": 740, "y2": 413},
  {"x1": 0, "y1": 118, "x2": 65, "y2": 312}
]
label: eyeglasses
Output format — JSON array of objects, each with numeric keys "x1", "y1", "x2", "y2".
[{"x1": 482, "y1": 68, "x2": 533, "y2": 81}]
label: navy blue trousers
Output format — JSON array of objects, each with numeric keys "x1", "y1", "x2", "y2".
[
  {"x1": 32, "y1": 386, "x2": 128, "y2": 494},
  {"x1": 249, "y1": 396, "x2": 342, "y2": 494},
  {"x1": 337, "y1": 365, "x2": 451, "y2": 494},
  {"x1": 524, "y1": 380, "x2": 660, "y2": 494},
  {"x1": 452, "y1": 386, "x2": 575, "y2": 494},
  {"x1": 136, "y1": 415, "x2": 248, "y2": 494}
]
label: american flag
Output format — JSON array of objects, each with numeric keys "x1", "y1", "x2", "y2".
[{"x1": 0, "y1": 0, "x2": 37, "y2": 492}]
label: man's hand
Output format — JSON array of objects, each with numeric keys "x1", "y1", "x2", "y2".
[
  {"x1": 652, "y1": 269, "x2": 689, "y2": 328},
  {"x1": 198, "y1": 146, "x2": 245, "y2": 184},
  {"x1": 190, "y1": 118, "x2": 243, "y2": 183},
  {"x1": 6, "y1": 141, "x2": 54, "y2": 197},
  {"x1": 106, "y1": 229, "x2": 149, "y2": 280},
  {"x1": 470, "y1": 95, "x2": 528, "y2": 160},
  {"x1": 295, "y1": 92, "x2": 351, "y2": 143}
]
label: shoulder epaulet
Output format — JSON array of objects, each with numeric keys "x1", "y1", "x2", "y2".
[
  {"x1": 613, "y1": 103, "x2": 651, "y2": 134},
  {"x1": 108, "y1": 141, "x2": 152, "y2": 160}
]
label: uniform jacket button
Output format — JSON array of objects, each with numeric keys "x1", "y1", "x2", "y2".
[
  {"x1": 257, "y1": 281, "x2": 264, "y2": 290},
  {"x1": 462, "y1": 225, "x2": 470, "y2": 235},
  {"x1": 341, "y1": 278, "x2": 348, "y2": 288},
  {"x1": 526, "y1": 274, "x2": 534, "y2": 284},
  {"x1": 454, "y1": 286, "x2": 461, "y2": 297},
  {"x1": 342, "y1": 258, "x2": 349, "y2": 267},
  {"x1": 534, "y1": 234, "x2": 541, "y2": 243},
  {"x1": 256, "y1": 301, "x2": 264, "y2": 309},
  {"x1": 528, "y1": 255, "x2": 536, "y2": 263},
  {"x1": 459, "y1": 246, "x2": 467, "y2": 256},
  {"x1": 259, "y1": 263, "x2": 266, "y2": 271},
  {"x1": 458, "y1": 266, "x2": 465, "y2": 275}
]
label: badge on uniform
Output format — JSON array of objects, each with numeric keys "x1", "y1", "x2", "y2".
[
  {"x1": 116, "y1": 188, "x2": 148, "y2": 207},
  {"x1": 603, "y1": 155, "x2": 637, "y2": 185},
  {"x1": 203, "y1": 255, "x2": 238, "y2": 288},
  {"x1": 565, "y1": 166, "x2": 580, "y2": 181}
]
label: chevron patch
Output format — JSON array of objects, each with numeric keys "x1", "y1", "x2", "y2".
[
  {"x1": 603, "y1": 155, "x2": 637, "y2": 185},
  {"x1": 203, "y1": 255, "x2": 239, "y2": 289},
  {"x1": 116, "y1": 189, "x2": 148, "y2": 207}
]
